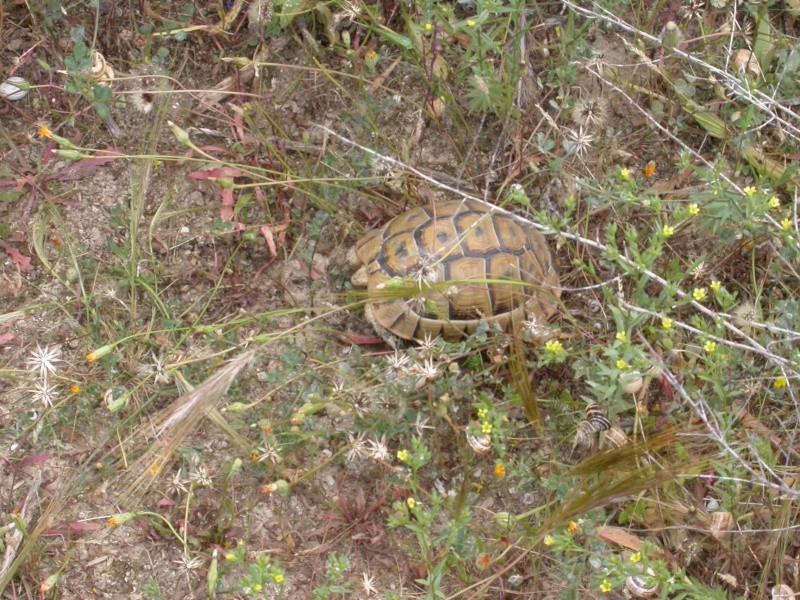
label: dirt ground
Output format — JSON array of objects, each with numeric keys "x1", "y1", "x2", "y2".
[{"x1": 0, "y1": 2, "x2": 744, "y2": 599}]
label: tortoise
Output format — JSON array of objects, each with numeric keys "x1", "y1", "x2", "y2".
[{"x1": 350, "y1": 198, "x2": 560, "y2": 343}]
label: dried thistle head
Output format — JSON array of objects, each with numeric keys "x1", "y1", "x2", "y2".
[
  {"x1": 679, "y1": 0, "x2": 706, "y2": 21},
  {"x1": 731, "y1": 300, "x2": 762, "y2": 334},
  {"x1": 690, "y1": 261, "x2": 709, "y2": 280},
  {"x1": 129, "y1": 90, "x2": 155, "y2": 114},
  {"x1": 571, "y1": 96, "x2": 609, "y2": 130}
]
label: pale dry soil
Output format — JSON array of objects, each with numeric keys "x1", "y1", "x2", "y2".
[{"x1": 0, "y1": 21, "x2": 671, "y2": 600}]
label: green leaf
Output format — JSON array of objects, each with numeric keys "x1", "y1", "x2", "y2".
[
  {"x1": 372, "y1": 24, "x2": 413, "y2": 50},
  {"x1": 278, "y1": 0, "x2": 306, "y2": 28},
  {"x1": 752, "y1": 10, "x2": 775, "y2": 70},
  {"x1": 70, "y1": 26, "x2": 85, "y2": 43}
]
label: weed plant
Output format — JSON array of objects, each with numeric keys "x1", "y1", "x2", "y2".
[{"x1": 0, "y1": 0, "x2": 798, "y2": 598}]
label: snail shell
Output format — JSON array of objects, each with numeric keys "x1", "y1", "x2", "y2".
[
  {"x1": 733, "y1": 49, "x2": 763, "y2": 79},
  {"x1": 625, "y1": 574, "x2": 660, "y2": 598},
  {"x1": 0, "y1": 77, "x2": 29, "y2": 101},
  {"x1": 709, "y1": 511, "x2": 734, "y2": 540},
  {"x1": 90, "y1": 51, "x2": 115, "y2": 85},
  {"x1": 91, "y1": 51, "x2": 107, "y2": 75},
  {"x1": 771, "y1": 584, "x2": 795, "y2": 600},
  {"x1": 573, "y1": 420, "x2": 598, "y2": 452},
  {"x1": 621, "y1": 371, "x2": 644, "y2": 394},
  {"x1": 466, "y1": 430, "x2": 492, "y2": 454},
  {"x1": 603, "y1": 426, "x2": 630, "y2": 448},
  {"x1": 586, "y1": 404, "x2": 611, "y2": 432}
]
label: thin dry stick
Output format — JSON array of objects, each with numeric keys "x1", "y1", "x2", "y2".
[
  {"x1": 562, "y1": 0, "x2": 800, "y2": 138},
  {"x1": 634, "y1": 332, "x2": 800, "y2": 501},
  {"x1": 316, "y1": 125, "x2": 798, "y2": 378}
]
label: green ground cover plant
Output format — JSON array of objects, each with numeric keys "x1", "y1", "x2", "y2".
[{"x1": 1, "y1": 0, "x2": 798, "y2": 598}]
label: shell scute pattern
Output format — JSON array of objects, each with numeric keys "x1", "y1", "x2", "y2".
[
  {"x1": 353, "y1": 199, "x2": 560, "y2": 342},
  {"x1": 456, "y1": 213, "x2": 502, "y2": 254}
]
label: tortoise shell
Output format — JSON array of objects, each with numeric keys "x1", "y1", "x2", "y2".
[{"x1": 351, "y1": 199, "x2": 560, "y2": 342}]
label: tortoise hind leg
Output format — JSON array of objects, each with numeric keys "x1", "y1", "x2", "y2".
[{"x1": 364, "y1": 304, "x2": 402, "y2": 349}]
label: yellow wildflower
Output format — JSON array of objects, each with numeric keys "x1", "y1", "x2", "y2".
[
  {"x1": 567, "y1": 520, "x2": 580, "y2": 533},
  {"x1": 545, "y1": 339, "x2": 563, "y2": 354},
  {"x1": 710, "y1": 280, "x2": 722, "y2": 291},
  {"x1": 687, "y1": 203, "x2": 700, "y2": 216},
  {"x1": 662, "y1": 224, "x2": 675, "y2": 237},
  {"x1": 107, "y1": 512, "x2": 136, "y2": 527},
  {"x1": 494, "y1": 463, "x2": 506, "y2": 478},
  {"x1": 274, "y1": 574, "x2": 284, "y2": 583},
  {"x1": 693, "y1": 287, "x2": 707, "y2": 302},
  {"x1": 481, "y1": 421, "x2": 493, "y2": 434},
  {"x1": 616, "y1": 359, "x2": 629, "y2": 370},
  {"x1": 37, "y1": 125, "x2": 53, "y2": 138},
  {"x1": 86, "y1": 343, "x2": 114, "y2": 363},
  {"x1": 544, "y1": 535, "x2": 555, "y2": 546},
  {"x1": 600, "y1": 579, "x2": 612, "y2": 593},
  {"x1": 466, "y1": 19, "x2": 477, "y2": 26},
  {"x1": 615, "y1": 331, "x2": 626, "y2": 343},
  {"x1": 743, "y1": 186, "x2": 757, "y2": 196},
  {"x1": 773, "y1": 377, "x2": 787, "y2": 389},
  {"x1": 781, "y1": 217, "x2": 792, "y2": 231},
  {"x1": 396, "y1": 449, "x2": 409, "y2": 462},
  {"x1": 619, "y1": 167, "x2": 631, "y2": 181},
  {"x1": 406, "y1": 497, "x2": 416, "y2": 509},
  {"x1": 364, "y1": 49, "x2": 378, "y2": 70},
  {"x1": 704, "y1": 341, "x2": 717, "y2": 353},
  {"x1": 630, "y1": 552, "x2": 642, "y2": 563},
  {"x1": 661, "y1": 317, "x2": 673, "y2": 330}
]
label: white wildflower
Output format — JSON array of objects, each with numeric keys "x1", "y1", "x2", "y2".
[
  {"x1": 254, "y1": 443, "x2": 282, "y2": 464},
  {"x1": 411, "y1": 356, "x2": 440, "y2": 381},
  {"x1": 386, "y1": 351, "x2": 411, "y2": 375},
  {"x1": 32, "y1": 380, "x2": 59, "y2": 407},
  {"x1": 367, "y1": 436, "x2": 390, "y2": 462},
  {"x1": 417, "y1": 333, "x2": 438, "y2": 354},
  {"x1": 563, "y1": 127, "x2": 595, "y2": 157},
  {"x1": 167, "y1": 470, "x2": 190, "y2": 496},
  {"x1": 346, "y1": 432, "x2": 368, "y2": 462},
  {"x1": 174, "y1": 554, "x2": 204, "y2": 571},
  {"x1": 361, "y1": 571, "x2": 378, "y2": 596},
  {"x1": 413, "y1": 413, "x2": 434, "y2": 437},
  {"x1": 27, "y1": 344, "x2": 62, "y2": 379},
  {"x1": 189, "y1": 466, "x2": 213, "y2": 487}
]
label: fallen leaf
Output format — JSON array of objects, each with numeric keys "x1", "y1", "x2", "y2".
[
  {"x1": 345, "y1": 333, "x2": 386, "y2": 346},
  {"x1": 15, "y1": 453, "x2": 53, "y2": 469},
  {"x1": 596, "y1": 526, "x2": 644, "y2": 551},
  {"x1": 260, "y1": 224, "x2": 277, "y2": 257},
  {"x1": 0, "y1": 240, "x2": 32, "y2": 272},
  {"x1": 220, "y1": 186, "x2": 234, "y2": 221},
  {"x1": 55, "y1": 149, "x2": 124, "y2": 181},
  {"x1": 188, "y1": 166, "x2": 246, "y2": 180},
  {"x1": 44, "y1": 520, "x2": 102, "y2": 537}
]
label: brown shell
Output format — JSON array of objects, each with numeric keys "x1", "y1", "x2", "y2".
[{"x1": 353, "y1": 199, "x2": 560, "y2": 341}]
